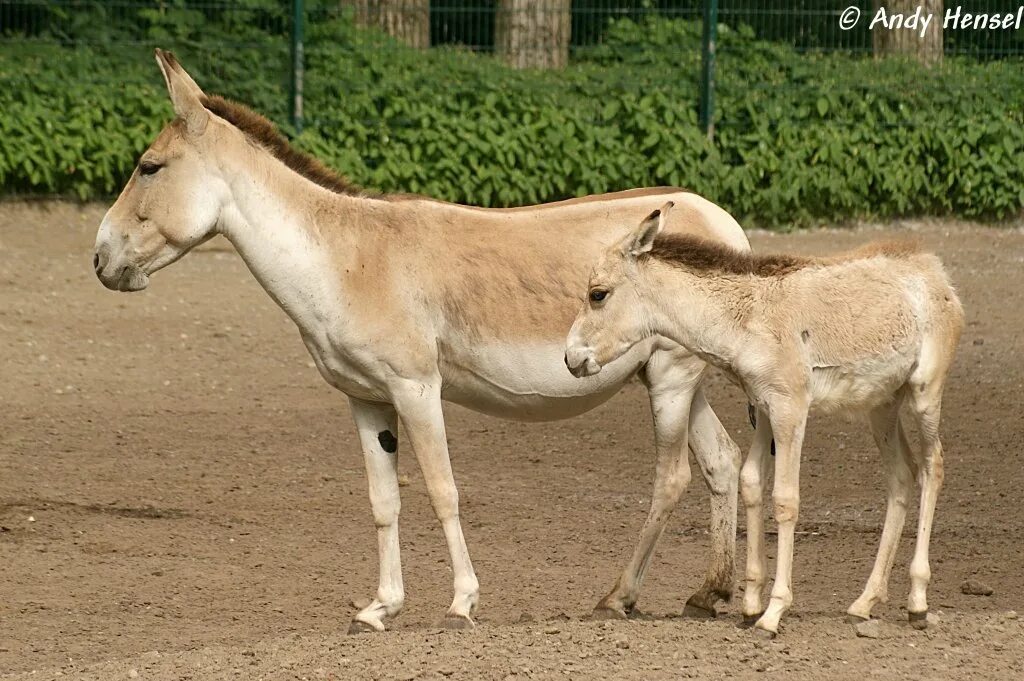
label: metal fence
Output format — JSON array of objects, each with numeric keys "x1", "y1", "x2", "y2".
[{"x1": 2, "y1": 1, "x2": 1023, "y2": 134}]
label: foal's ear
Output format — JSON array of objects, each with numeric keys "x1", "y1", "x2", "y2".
[
  {"x1": 155, "y1": 48, "x2": 208, "y2": 136},
  {"x1": 626, "y1": 201, "x2": 673, "y2": 257}
]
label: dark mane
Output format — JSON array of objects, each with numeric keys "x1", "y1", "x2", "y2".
[
  {"x1": 645, "y1": 234, "x2": 921, "y2": 277},
  {"x1": 200, "y1": 94, "x2": 373, "y2": 197}
]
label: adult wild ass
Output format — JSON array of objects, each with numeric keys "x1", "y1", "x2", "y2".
[
  {"x1": 93, "y1": 50, "x2": 749, "y2": 632},
  {"x1": 566, "y1": 204, "x2": 964, "y2": 637}
]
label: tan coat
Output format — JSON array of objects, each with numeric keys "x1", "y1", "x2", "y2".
[{"x1": 93, "y1": 50, "x2": 749, "y2": 632}]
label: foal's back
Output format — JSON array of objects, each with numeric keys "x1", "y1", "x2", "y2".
[{"x1": 773, "y1": 243, "x2": 962, "y2": 411}]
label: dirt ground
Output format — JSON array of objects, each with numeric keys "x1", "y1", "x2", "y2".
[{"x1": 1, "y1": 202, "x2": 1022, "y2": 680}]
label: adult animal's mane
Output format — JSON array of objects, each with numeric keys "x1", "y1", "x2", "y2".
[{"x1": 201, "y1": 94, "x2": 377, "y2": 197}]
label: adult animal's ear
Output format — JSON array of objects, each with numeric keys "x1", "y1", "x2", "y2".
[
  {"x1": 626, "y1": 201, "x2": 673, "y2": 257},
  {"x1": 155, "y1": 48, "x2": 209, "y2": 136}
]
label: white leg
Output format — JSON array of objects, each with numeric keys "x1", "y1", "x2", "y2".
[
  {"x1": 348, "y1": 398, "x2": 405, "y2": 633},
  {"x1": 848, "y1": 400, "x2": 915, "y2": 622},
  {"x1": 754, "y1": 405, "x2": 807, "y2": 637},
  {"x1": 684, "y1": 386, "x2": 741, "y2": 616},
  {"x1": 740, "y1": 407, "x2": 773, "y2": 622},
  {"x1": 594, "y1": 354, "x2": 700, "y2": 618},
  {"x1": 906, "y1": 383, "x2": 946, "y2": 628},
  {"x1": 392, "y1": 380, "x2": 479, "y2": 628}
]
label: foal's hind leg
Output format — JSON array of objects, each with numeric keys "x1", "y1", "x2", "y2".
[
  {"x1": 682, "y1": 386, "x2": 741, "y2": 617},
  {"x1": 847, "y1": 398, "x2": 916, "y2": 623},
  {"x1": 592, "y1": 352, "x2": 702, "y2": 619},
  {"x1": 905, "y1": 377, "x2": 947, "y2": 629}
]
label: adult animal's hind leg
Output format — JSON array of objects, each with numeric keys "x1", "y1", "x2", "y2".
[
  {"x1": 683, "y1": 386, "x2": 741, "y2": 617},
  {"x1": 348, "y1": 398, "x2": 405, "y2": 633},
  {"x1": 847, "y1": 398, "x2": 915, "y2": 623},
  {"x1": 592, "y1": 352, "x2": 701, "y2": 619}
]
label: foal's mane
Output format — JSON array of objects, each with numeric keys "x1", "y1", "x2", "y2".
[
  {"x1": 200, "y1": 94, "x2": 378, "y2": 198},
  {"x1": 646, "y1": 234, "x2": 922, "y2": 277}
]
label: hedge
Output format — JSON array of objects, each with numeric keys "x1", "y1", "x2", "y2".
[{"x1": 1, "y1": 15, "x2": 1022, "y2": 227}]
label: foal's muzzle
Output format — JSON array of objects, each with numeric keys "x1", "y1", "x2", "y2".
[{"x1": 564, "y1": 348, "x2": 601, "y2": 378}]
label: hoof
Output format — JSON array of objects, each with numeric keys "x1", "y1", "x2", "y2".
[
  {"x1": 347, "y1": 619, "x2": 381, "y2": 635},
  {"x1": 739, "y1": 613, "x2": 763, "y2": 629},
  {"x1": 443, "y1": 613, "x2": 475, "y2": 630},
  {"x1": 908, "y1": 611, "x2": 929, "y2": 630},
  {"x1": 682, "y1": 603, "x2": 717, "y2": 619},
  {"x1": 591, "y1": 606, "x2": 629, "y2": 621},
  {"x1": 752, "y1": 626, "x2": 777, "y2": 640},
  {"x1": 845, "y1": 613, "x2": 870, "y2": 625}
]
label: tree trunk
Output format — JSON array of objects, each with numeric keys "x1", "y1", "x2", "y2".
[
  {"x1": 872, "y1": 0, "x2": 943, "y2": 64},
  {"x1": 344, "y1": 0, "x2": 430, "y2": 49},
  {"x1": 496, "y1": 0, "x2": 572, "y2": 69}
]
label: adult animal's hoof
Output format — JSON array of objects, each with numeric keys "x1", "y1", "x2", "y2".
[
  {"x1": 739, "y1": 613, "x2": 763, "y2": 628},
  {"x1": 752, "y1": 626, "x2": 777, "y2": 640},
  {"x1": 347, "y1": 619, "x2": 381, "y2": 635},
  {"x1": 591, "y1": 605, "x2": 629, "y2": 621},
  {"x1": 443, "y1": 613, "x2": 475, "y2": 630},
  {"x1": 908, "y1": 610, "x2": 929, "y2": 630},
  {"x1": 845, "y1": 613, "x2": 870, "y2": 625},
  {"x1": 681, "y1": 603, "x2": 717, "y2": 619}
]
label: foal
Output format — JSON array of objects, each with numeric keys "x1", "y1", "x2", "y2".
[{"x1": 566, "y1": 203, "x2": 964, "y2": 637}]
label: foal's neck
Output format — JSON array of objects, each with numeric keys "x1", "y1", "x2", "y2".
[{"x1": 645, "y1": 263, "x2": 753, "y2": 368}]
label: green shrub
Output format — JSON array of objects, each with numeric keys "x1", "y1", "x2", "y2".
[{"x1": 1, "y1": 14, "x2": 1022, "y2": 226}]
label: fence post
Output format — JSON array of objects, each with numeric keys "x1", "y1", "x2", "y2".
[
  {"x1": 291, "y1": 0, "x2": 305, "y2": 133},
  {"x1": 699, "y1": 0, "x2": 718, "y2": 141}
]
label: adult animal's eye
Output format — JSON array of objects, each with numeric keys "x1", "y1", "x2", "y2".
[
  {"x1": 139, "y1": 161, "x2": 163, "y2": 176},
  {"x1": 589, "y1": 289, "x2": 608, "y2": 303}
]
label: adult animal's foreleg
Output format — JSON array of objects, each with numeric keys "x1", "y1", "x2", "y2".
[
  {"x1": 348, "y1": 398, "x2": 405, "y2": 634},
  {"x1": 593, "y1": 354, "x2": 700, "y2": 619},
  {"x1": 392, "y1": 380, "x2": 479, "y2": 629}
]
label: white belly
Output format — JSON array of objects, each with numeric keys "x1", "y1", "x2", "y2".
[
  {"x1": 810, "y1": 350, "x2": 917, "y2": 414},
  {"x1": 439, "y1": 339, "x2": 656, "y2": 421}
]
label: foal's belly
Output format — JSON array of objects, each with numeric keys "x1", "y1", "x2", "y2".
[
  {"x1": 439, "y1": 340, "x2": 655, "y2": 421},
  {"x1": 810, "y1": 350, "x2": 917, "y2": 413}
]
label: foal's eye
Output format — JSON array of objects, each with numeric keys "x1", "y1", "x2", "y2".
[
  {"x1": 589, "y1": 289, "x2": 609, "y2": 303},
  {"x1": 139, "y1": 161, "x2": 163, "y2": 176}
]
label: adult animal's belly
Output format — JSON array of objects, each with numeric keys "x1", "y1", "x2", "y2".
[{"x1": 439, "y1": 340, "x2": 655, "y2": 421}]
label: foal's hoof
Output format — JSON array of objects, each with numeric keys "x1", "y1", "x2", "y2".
[
  {"x1": 908, "y1": 611, "x2": 929, "y2": 630},
  {"x1": 443, "y1": 613, "x2": 475, "y2": 630},
  {"x1": 681, "y1": 603, "x2": 717, "y2": 619},
  {"x1": 347, "y1": 619, "x2": 381, "y2": 635},
  {"x1": 590, "y1": 606, "x2": 629, "y2": 621},
  {"x1": 752, "y1": 626, "x2": 777, "y2": 640}
]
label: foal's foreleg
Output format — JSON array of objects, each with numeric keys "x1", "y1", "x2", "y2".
[
  {"x1": 754, "y1": 404, "x2": 808, "y2": 637},
  {"x1": 593, "y1": 357, "x2": 699, "y2": 619},
  {"x1": 740, "y1": 408, "x2": 774, "y2": 623},
  {"x1": 348, "y1": 398, "x2": 405, "y2": 633},
  {"x1": 392, "y1": 381, "x2": 479, "y2": 629},
  {"x1": 848, "y1": 400, "x2": 915, "y2": 622},
  {"x1": 684, "y1": 386, "x2": 741, "y2": 617}
]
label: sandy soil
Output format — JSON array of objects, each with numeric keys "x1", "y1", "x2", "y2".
[{"x1": 1, "y1": 202, "x2": 1022, "y2": 680}]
